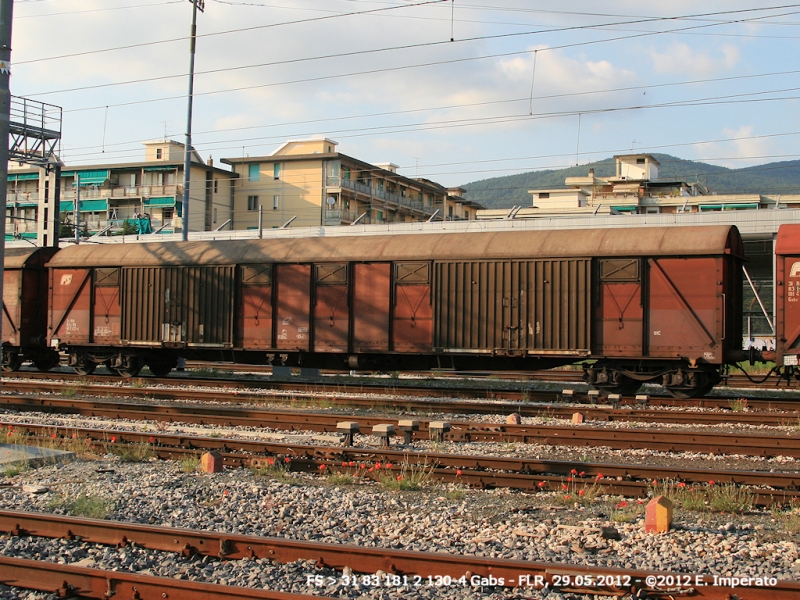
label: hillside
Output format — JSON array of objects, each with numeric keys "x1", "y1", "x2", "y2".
[{"x1": 461, "y1": 154, "x2": 800, "y2": 209}]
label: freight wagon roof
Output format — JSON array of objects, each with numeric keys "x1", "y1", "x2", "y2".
[
  {"x1": 46, "y1": 225, "x2": 743, "y2": 267},
  {"x1": 4, "y1": 247, "x2": 59, "y2": 269},
  {"x1": 776, "y1": 224, "x2": 800, "y2": 255}
]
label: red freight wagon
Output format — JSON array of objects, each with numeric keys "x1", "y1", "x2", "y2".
[
  {"x1": 44, "y1": 224, "x2": 744, "y2": 397},
  {"x1": 775, "y1": 224, "x2": 800, "y2": 371},
  {"x1": 2, "y1": 247, "x2": 60, "y2": 371}
]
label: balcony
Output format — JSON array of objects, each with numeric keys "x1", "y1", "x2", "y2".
[
  {"x1": 61, "y1": 184, "x2": 182, "y2": 201},
  {"x1": 334, "y1": 178, "x2": 437, "y2": 215}
]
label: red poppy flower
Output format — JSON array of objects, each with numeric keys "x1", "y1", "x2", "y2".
[
  {"x1": 456, "y1": 469, "x2": 463, "y2": 476},
  {"x1": 537, "y1": 481, "x2": 546, "y2": 488},
  {"x1": 570, "y1": 469, "x2": 578, "y2": 475},
  {"x1": 318, "y1": 464, "x2": 326, "y2": 471}
]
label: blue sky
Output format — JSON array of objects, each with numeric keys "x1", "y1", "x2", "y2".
[{"x1": 11, "y1": 0, "x2": 800, "y2": 187}]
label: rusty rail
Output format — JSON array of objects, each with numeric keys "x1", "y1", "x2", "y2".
[
  {"x1": 3, "y1": 395, "x2": 800, "y2": 456},
  {"x1": 0, "y1": 555, "x2": 319, "y2": 599},
  {"x1": 3, "y1": 378, "x2": 800, "y2": 425},
  {"x1": 6, "y1": 370, "x2": 800, "y2": 411},
  {"x1": 1, "y1": 510, "x2": 798, "y2": 599},
  {"x1": 4, "y1": 421, "x2": 799, "y2": 505}
]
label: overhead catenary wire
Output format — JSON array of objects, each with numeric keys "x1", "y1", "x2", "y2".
[{"x1": 23, "y1": 5, "x2": 800, "y2": 100}]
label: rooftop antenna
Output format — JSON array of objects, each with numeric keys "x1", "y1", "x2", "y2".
[{"x1": 575, "y1": 113, "x2": 581, "y2": 166}]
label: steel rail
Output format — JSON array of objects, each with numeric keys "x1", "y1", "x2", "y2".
[
  {"x1": 7, "y1": 370, "x2": 800, "y2": 411},
  {"x1": 0, "y1": 555, "x2": 320, "y2": 599},
  {"x1": 3, "y1": 395, "x2": 800, "y2": 457},
  {"x1": 1, "y1": 510, "x2": 798, "y2": 599},
  {"x1": 3, "y1": 379, "x2": 800, "y2": 426},
  {"x1": 4, "y1": 421, "x2": 799, "y2": 505}
]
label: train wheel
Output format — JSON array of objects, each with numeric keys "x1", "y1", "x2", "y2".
[
  {"x1": 2, "y1": 352, "x2": 22, "y2": 372},
  {"x1": 664, "y1": 370, "x2": 717, "y2": 399},
  {"x1": 148, "y1": 362, "x2": 175, "y2": 378},
  {"x1": 33, "y1": 351, "x2": 60, "y2": 372},
  {"x1": 74, "y1": 363, "x2": 96, "y2": 376},
  {"x1": 113, "y1": 357, "x2": 143, "y2": 378},
  {"x1": 593, "y1": 376, "x2": 642, "y2": 396}
]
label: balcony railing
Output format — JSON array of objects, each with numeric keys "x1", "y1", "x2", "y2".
[
  {"x1": 61, "y1": 184, "x2": 181, "y2": 201},
  {"x1": 330, "y1": 177, "x2": 438, "y2": 215}
]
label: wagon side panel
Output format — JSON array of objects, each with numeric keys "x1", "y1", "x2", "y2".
[
  {"x1": 393, "y1": 262, "x2": 433, "y2": 352},
  {"x1": 50, "y1": 268, "x2": 93, "y2": 344},
  {"x1": 239, "y1": 265, "x2": 273, "y2": 350},
  {"x1": 313, "y1": 264, "x2": 349, "y2": 353},
  {"x1": 275, "y1": 264, "x2": 312, "y2": 351},
  {"x1": 352, "y1": 263, "x2": 391, "y2": 353},
  {"x1": 646, "y1": 257, "x2": 722, "y2": 363}
]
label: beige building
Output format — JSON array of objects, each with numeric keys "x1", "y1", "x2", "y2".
[
  {"x1": 221, "y1": 138, "x2": 480, "y2": 229},
  {"x1": 6, "y1": 140, "x2": 237, "y2": 243},
  {"x1": 477, "y1": 153, "x2": 800, "y2": 220}
]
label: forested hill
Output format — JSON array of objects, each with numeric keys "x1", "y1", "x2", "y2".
[{"x1": 460, "y1": 154, "x2": 800, "y2": 209}]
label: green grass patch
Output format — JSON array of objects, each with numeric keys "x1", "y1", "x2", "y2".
[{"x1": 49, "y1": 491, "x2": 114, "y2": 519}]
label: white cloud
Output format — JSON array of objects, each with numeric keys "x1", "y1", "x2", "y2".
[
  {"x1": 649, "y1": 42, "x2": 740, "y2": 76},
  {"x1": 692, "y1": 125, "x2": 770, "y2": 168}
]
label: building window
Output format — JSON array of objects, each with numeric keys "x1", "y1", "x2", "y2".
[
  {"x1": 248, "y1": 195, "x2": 259, "y2": 211},
  {"x1": 273, "y1": 163, "x2": 280, "y2": 180},
  {"x1": 248, "y1": 164, "x2": 260, "y2": 181},
  {"x1": 213, "y1": 179, "x2": 218, "y2": 194},
  {"x1": 273, "y1": 195, "x2": 279, "y2": 210},
  {"x1": 163, "y1": 208, "x2": 174, "y2": 220},
  {"x1": 213, "y1": 208, "x2": 217, "y2": 224},
  {"x1": 636, "y1": 158, "x2": 645, "y2": 164},
  {"x1": 156, "y1": 149, "x2": 162, "y2": 160},
  {"x1": 539, "y1": 192, "x2": 550, "y2": 199}
]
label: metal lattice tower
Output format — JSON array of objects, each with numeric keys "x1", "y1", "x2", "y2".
[{"x1": 8, "y1": 95, "x2": 61, "y2": 166}]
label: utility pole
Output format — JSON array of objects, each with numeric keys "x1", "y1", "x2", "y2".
[
  {"x1": 0, "y1": 0, "x2": 14, "y2": 371},
  {"x1": 74, "y1": 173, "x2": 80, "y2": 244},
  {"x1": 181, "y1": 0, "x2": 204, "y2": 242}
]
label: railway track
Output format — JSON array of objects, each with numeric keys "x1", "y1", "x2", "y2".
[
  {"x1": 1, "y1": 510, "x2": 798, "y2": 599},
  {"x1": 4, "y1": 395, "x2": 800, "y2": 458},
  {"x1": 4, "y1": 421, "x2": 799, "y2": 505},
  {"x1": 5, "y1": 376, "x2": 800, "y2": 423}
]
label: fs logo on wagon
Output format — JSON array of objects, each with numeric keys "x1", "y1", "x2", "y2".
[{"x1": 791, "y1": 261, "x2": 800, "y2": 277}]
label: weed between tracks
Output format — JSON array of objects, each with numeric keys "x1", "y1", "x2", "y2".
[
  {"x1": 3, "y1": 426, "x2": 100, "y2": 460},
  {"x1": 610, "y1": 498, "x2": 646, "y2": 523},
  {"x1": 180, "y1": 454, "x2": 201, "y2": 473},
  {"x1": 727, "y1": 397, "x2": 749, "y2": 412},
  {"x1": 48, "y1": 491, "x2": 113, "y2": 519},
  {"x1": 377, "y1": 459, "x2": 436, "y2": 492},
  {"x1": 648, "y1": 480, "x2": 754, "y2": 514},
  {"x1": 250, "y1": 457, "x2": 296, "y2": 484},
  {"x1": 772, "y1": 500, "x2": 800, "y2": 534},
  {"x1": 107, "y1": 441, "x2": 155, "y2": 463},
  {"x1": 552, "y1": 471, "x2": 606, "y2": 507}
]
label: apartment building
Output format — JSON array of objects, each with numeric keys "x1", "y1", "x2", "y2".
[
  {"x1": 221, "y1": 138, "x2": 480, "y2": 229},
  {"x1": 5, "y1": 140, "x2": 237, "y2": 242},
  {"x1": 477, "y1": 154, "x2": 800, "y2": 220}
]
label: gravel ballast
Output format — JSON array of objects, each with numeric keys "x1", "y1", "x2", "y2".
[{"x1": 1, "y1": 456, "x2": 799, "y2": 599}]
